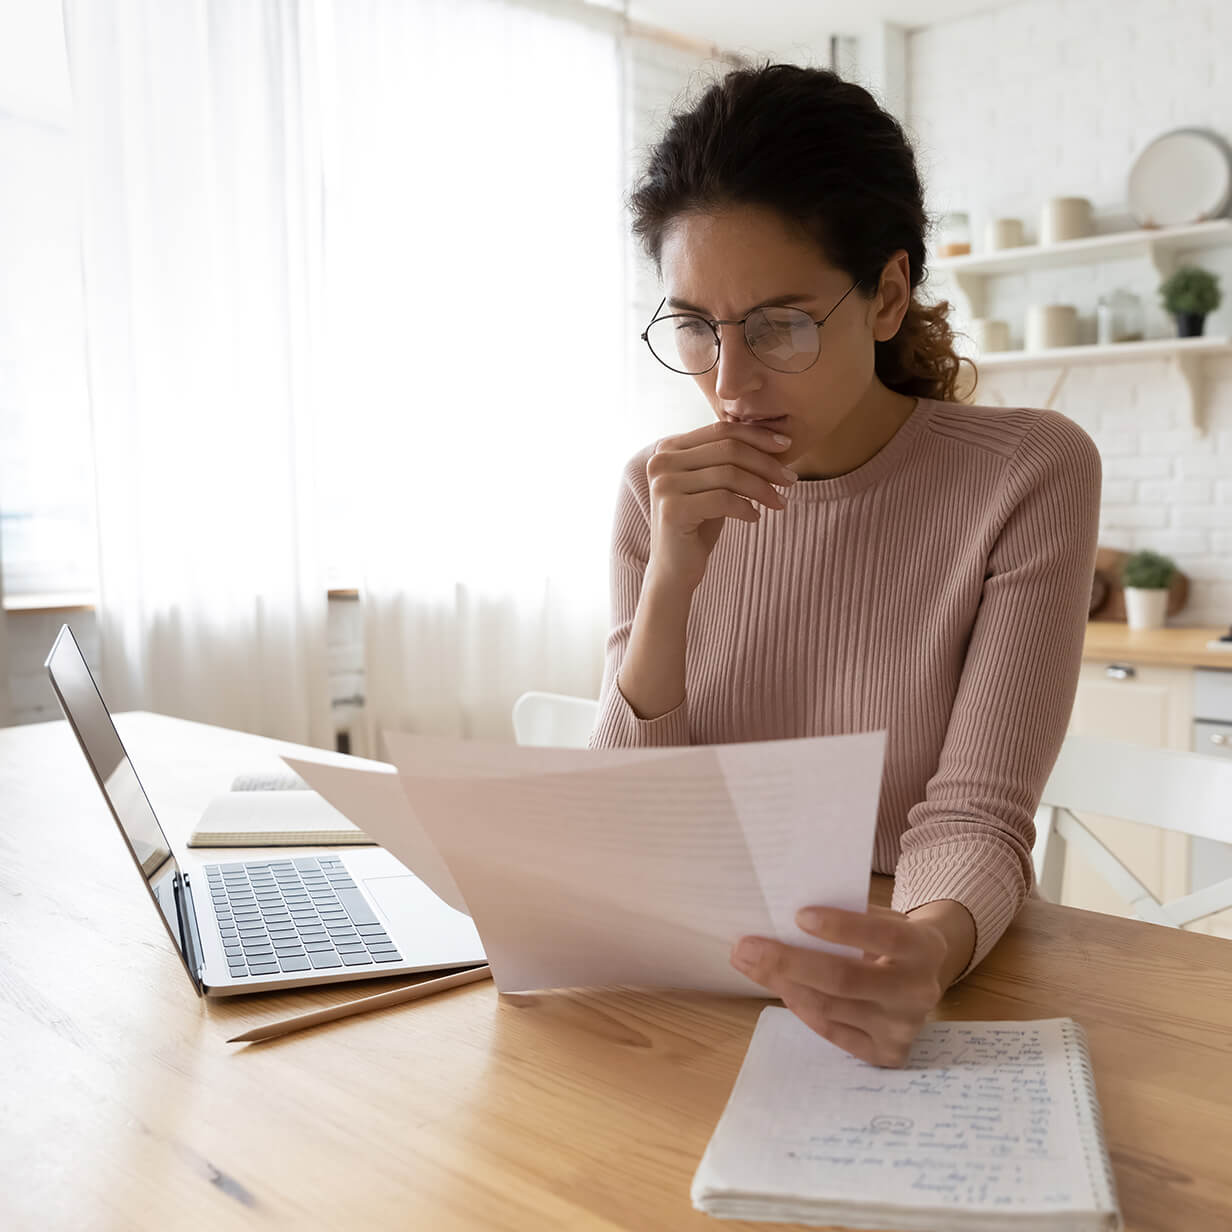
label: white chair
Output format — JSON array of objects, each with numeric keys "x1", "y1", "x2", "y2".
[
  {"x1": 511, "y1": 690, "x2": 600, "y2": 748},
  {"x1": 1033, "y1": 731, "x2": 1232, "y2": 927}
]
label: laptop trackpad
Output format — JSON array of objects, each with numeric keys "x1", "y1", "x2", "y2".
[{"x1": 361, "y1": 874, "x2": 486, "y2": 964}]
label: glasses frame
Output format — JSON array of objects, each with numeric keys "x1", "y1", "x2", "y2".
[{"x1": 640, "y1": 278, "x2": 862, "y2": 375}]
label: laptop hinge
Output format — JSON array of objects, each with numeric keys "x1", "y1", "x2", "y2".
[{"x1": 175, "y1": 871, "x2": 206, "y2": 996}]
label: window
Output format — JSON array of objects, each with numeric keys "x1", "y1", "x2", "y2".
[{"x1": 0, "y1": 1, "x2": 97, "y2": 603}]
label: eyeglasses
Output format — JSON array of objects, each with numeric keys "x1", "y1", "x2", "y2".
[{"x1": 641, "y1": 279, "x2": 860, "y2": 375}]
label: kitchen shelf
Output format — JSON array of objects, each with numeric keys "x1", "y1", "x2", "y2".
[
  {"x1": 933, "y1": 218, "x2": 1232, "y2": 430},
  {"x1": 933, "y1": 218, "x2": 1232, "y2": 307},
  {"x1": 971, "y1": 335, "x2": 1232, "y2": 433}
]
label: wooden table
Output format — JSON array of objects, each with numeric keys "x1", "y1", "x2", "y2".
[{"x1": 2, "y1": 712, "x2": 1231, "y2": 1231}]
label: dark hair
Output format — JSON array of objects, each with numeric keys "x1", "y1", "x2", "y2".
[{"x1": 628, "y1": 60, "x2": 976, "y2": 404}]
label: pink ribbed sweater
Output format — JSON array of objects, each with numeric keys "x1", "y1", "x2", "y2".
[{"x1": 587, "y1": 395, "x2": 1102, "y2": 981}]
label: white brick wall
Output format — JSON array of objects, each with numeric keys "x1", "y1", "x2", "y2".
[{"x1": 908, "y1": 0, "x2": 1232, "y2": 627}]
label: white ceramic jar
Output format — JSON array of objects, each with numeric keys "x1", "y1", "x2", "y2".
[
  {"x1": 1025, "y1": 304, "x2": 1078, "y2": 351},
  {"x1": 984, "y1": 218, "x2": 1025, "y2": 251},
  {"x1": 1040, "y1": 197, "x2": 1093, "y2": 245},
  {"x1": 970, "y1": 318, "x2": 1011, "y2": 352}
]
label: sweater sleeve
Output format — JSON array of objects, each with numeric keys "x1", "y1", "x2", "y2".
[
  {"x1": 587, "y1": 445, "x2": 691, "y2": 748},
  {"x1": 890, "y1": 410, "x2": 1102, "y2": 981}
]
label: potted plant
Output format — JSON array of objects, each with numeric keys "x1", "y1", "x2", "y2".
[
  {"x1": 1122, "y1": 549, "x2": 1176, "y2": 630},
  {"x1": 1158, "y1": 265, "x2": 1222, "y2": 337}
]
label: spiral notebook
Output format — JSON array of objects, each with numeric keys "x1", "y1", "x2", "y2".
[{"x1": 692, "y1": 1008, "x2": 1122, "y2": 1230}]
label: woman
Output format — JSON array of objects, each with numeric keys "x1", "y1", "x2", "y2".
[{"x1": 588, "y1": 62, "x2": 1101, "y2": 1068}]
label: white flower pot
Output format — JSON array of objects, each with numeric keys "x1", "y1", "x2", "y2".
[{"x1": 1124, "y1": 587, "x2": 1169, "y2": 630}]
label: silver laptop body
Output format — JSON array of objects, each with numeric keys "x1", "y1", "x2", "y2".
[{"x1": 45, "y1": 623, "x2": 486, "y2": 997}]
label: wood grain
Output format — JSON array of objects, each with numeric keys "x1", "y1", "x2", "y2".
[
  {"x1": 2, "y1": 713, "x2": 1230, "y2": 1231},
  {"x1": 1083, "y1": 619, "x2": 1232, "y2": 669}
]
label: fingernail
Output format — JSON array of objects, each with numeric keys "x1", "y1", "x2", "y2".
[
  {"x1": 796, "y1": 908, "x2": 824, "y2": 932},
  {"x1": 772, "y1": 433, "x2": 791, "y2": 445}
]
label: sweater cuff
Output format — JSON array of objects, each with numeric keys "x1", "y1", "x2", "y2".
[
  {"x1": 587, "y1": 678, "x2": 690, "y2": 748},
  {"x1": 892, "y1": 839, "x2": 1027, "y2": 982}
]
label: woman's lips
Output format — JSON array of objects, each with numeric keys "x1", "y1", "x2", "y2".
[{"x1": 727, "y1": 414, "x2": 790, "y2": 431}]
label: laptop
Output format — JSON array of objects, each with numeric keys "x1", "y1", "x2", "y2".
[{"x1": 45, "y1": 623, "x2": 486, "y2": 996}]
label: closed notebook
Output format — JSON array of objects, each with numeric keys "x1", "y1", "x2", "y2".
[
  {"x1": 692, "y1": 1008, "x2": 1121, "y2": 1231},
  {"x1": 188, "y1": 770, "x2": 374, "y2": 846}
]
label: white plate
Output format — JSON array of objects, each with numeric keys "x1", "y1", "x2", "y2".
[{"x1": 1128, "y1": 127, "x2": 1232, "y2": 227}]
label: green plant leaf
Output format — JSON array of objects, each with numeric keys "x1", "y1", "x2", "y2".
[
  {"x1": 1158, "y1": 264, "x2": 1222, "y2": 315},
  {"x1": 1122, "y1": 548, "x2": 1177, "y2": 589}
]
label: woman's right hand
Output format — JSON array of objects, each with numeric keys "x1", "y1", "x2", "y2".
[{"x1": 644, "y1": 420, "x2": 798, "y2": 592}]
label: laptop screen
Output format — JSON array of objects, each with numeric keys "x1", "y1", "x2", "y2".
[{"x1": 44, "y1": 624, "x2": 196, "y2": 982}]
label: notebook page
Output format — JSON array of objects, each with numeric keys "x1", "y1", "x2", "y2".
[
  {"x1": 695, "y1": 1009, "x2": 1110, "y2": 1218},
  {"x1": 191, "y1": 791, "x2": 362, "y2": 838}
]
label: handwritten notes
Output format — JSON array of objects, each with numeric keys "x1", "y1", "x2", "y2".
[
  {"x1": 778, "y1": 1022, "x2": 1077, "y2": 1208},
  {"x1": 692, "y1": 1010, "x2": 1122, "y2": 1229}
]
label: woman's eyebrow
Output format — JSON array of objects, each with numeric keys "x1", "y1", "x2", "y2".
[{"x1": 666, "y1": 291, "x2": 819, "y2": 315}]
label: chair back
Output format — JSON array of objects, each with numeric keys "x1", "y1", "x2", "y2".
[
  {"x1": 511, "y1": 690, "x2": 599, "y2": 748},
  {"x1": 1034, "y1": 732, "x2": 1232, "y2": 927},
  {"x1": 1042, "y1": 733, "x2": 1231, "y2": 841}
]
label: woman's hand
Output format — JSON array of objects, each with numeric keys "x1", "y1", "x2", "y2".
[
  {"x1": 645, "y1": 420, "x2": 797, "y2": 591},
  {"x1": 729, "y1": 903, "x2": 961, "y2": 1068}
]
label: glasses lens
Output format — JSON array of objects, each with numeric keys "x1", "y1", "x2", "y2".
[
  {"x1": 645, "y1": 315, "x2": 717, "y2": 374},
  {"x1": 747, "y1": 307, "x2": 820, "y2": 373}
]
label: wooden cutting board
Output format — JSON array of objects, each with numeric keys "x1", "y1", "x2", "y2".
[{"x1": 1089, "y1": 545, "x2": 1189, "y2": 621}]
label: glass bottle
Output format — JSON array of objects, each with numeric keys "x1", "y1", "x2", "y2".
[
  {"x1": 1096, "y1": 289, "x2": 1144, "y2": 345},
  {"x1": 937, "y1": 212, "x2": 971, "y2": 258}
]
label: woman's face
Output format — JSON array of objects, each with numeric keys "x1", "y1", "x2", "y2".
[{"x1": 657, "y1": 203, "x2": 911, "y2": 469}]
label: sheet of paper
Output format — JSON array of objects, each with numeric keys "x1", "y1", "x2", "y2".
[
  {"x1": 282, "y1": 737, "x2": 682, "y2": 915},
  {"x1": 384, "y1": 730, "x2": 886, "y2": 995},
  {"x1": 381, "y1": 730, "x2": 691, "y2": 777},
  {"x1": 715, "y1": 732, "x2": 887, "y2": 942},
  {"x1": 280, "y1": 755, "x2": 469, "y2": 914}
]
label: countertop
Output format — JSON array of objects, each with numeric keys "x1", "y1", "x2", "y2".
[{"x1": 1083, "y1": 622, "x2": 1232, "y2": 670}]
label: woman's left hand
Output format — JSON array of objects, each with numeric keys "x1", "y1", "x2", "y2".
[{"x1": 729, "y1": 904, "x2": 951, "y2": 1068}]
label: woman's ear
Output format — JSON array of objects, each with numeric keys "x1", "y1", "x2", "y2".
[{"x1": 870, "y1": 250, "x2": 912, "y2": 342}]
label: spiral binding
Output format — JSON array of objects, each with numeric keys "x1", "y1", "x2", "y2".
[{"x1": 1060, "y1": 1019, "x2": 1122, "y2": 1226}]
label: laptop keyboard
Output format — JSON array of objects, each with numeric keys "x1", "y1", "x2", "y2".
[{"x1": 204, "y1": 855, "x2": 403, "y2": 979}]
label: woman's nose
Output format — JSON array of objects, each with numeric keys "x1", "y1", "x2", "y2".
[{"x1": 712, "y1": 322, "x2": 762, "y2": 398}]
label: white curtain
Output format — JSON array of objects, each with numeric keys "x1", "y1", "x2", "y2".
[
  {"x1": 0, "y1": 561, "x2": 10, "y2": 726},
  {"x1": 63, "y1": 0, "x2": 650, "y2": 752},
  {"x1": 64, "y1": 0, "x2": 334, "y2": 746},
  {"x1": 320, "y1": 0, "x2": 644, "y2": 752}
]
